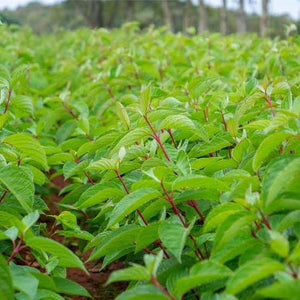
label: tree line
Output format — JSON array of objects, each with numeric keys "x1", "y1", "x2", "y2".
[
  {"x1": 1, "y1": 0, "x2": 297, "y2": 37},
  {"x1": 70, "y1": 0, "x2": 277, "y2": 36}
]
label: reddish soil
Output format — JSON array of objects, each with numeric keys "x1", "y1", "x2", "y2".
[
  {"x1": 45, "y1": 171, "x2": 128, "y2": 299},
  {"x1": 67, "y1": 260, "x2": 128, "y2": 300}
]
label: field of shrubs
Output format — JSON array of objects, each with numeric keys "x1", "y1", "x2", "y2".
[{"x1": 0, "y1": 23, "x2": 299, "y2": 299}]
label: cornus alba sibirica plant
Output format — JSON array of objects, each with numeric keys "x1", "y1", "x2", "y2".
[{"x1": 0, "y1": 22, "x2": 299, "y2": 299}]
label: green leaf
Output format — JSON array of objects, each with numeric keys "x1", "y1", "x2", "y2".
[
  {"x1": 3, "y1": 133, "x2": 48, "y2": 170},
  {"x1": 269, "y1": 231, "x2": 289, "y2": 258},
  {"x1": 173, "y1": 175, "x2": 229, "y2": 192},
  {"x1": 203, "y1": 203, "x2": 244, "y2": 233},
  {"x1": 10, "y1": 265, "x2": 38, "y2": 299},
  {"x1": 115, "y1": 102, "x2": 130, "y2": 129},
  {"x1": 173, "y1": 260, "x2": 232, "y2": 296},
  {"x1": 189, "y1": 138, "x2": 232, "y2": 158},
  {"x1": 289, "y1": 241, "x2": 300, "y2": 263},
  {"x1": 262, "y1": 156, "x2": 300, "y2": 208},
  {"x1": 63, "y1": 160, "x2": 89, "y2": 179},
  {"x1": 115, "y1": 284, "x2": 169, "y2": 300},
  {"x1": 4, "y1": 227, "x2": 18, "y2": 241},
  {"x1": 107, "y1": 265, "x2": 151, "y2": 285},
  {"x1": 253, "y1": 132, "x2": 292, "y2": 171},
  {"x1": 25, "y1": 165, "x2": 46, "y2": 185},
  {"x1": 110, "y1": 127, "x2": 151, "y2": 155},
  {"x1": 0, "y1": 211, "x2": 25, "y2": 232},
  {"x1": 107, "y1": 189, "x2": 161, "y2": 228},
  {"x1": 11, "y1": 95, "x2": 33, "y2": 116},
  {"x1": 159, "y1": 115, "x2": 195, "y2": 131},
  {"x1": 140, "y1": 85, "x2": 151, "y2": 115},
  {"x1": 278, "y1": 210, "x2": 300, "y2": 232},
  {"x1": 135, "y1": 222, "x2": 161, "y2": 253},
  {"x1": 158, "y1": 221, "x2": 192, "y2": 263},
  {"x1": 0, "y1": 166, "x2": 34, "y2": 212},
  {"x1": 22, "y1": 210, "x2": 39, "y2": 232},
  {"x1": 226, "y1": 258, "x2": 285, "y2": 294},
  {"x1": 53, "y1": 277, "x2": 91, "y2": 297},
  {"x1": 258, "y1": 280, "x2": 300, "y2": 299},
  {"x1": 88, "y1": 158, "x2": 116, "y2": 172},
  {"x1": 88, "y1": 225, "x2": 140, "y2": 261},
  {"x1": 56, "y1": 120, "x2": 77, "y2": 144},
  {"x1": 211, "y1": 233, "x2": 258, "y2": 264},
  {"x1": 0, "y1": 254, "x2": 14, "y2": 300},
  {"x1": 213, "y1": 211, "x2": 256, "y2": 252},
  {"x1": 76, "y1": 183, "x2": 124, "y2": 209},
  {"x1": 25, "y1": 237, "x2": 87, "y2": 272}
]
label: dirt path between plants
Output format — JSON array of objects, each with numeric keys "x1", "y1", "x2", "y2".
[{"x1": 46, "y1": 173, "x2": 128, "y2": 299}]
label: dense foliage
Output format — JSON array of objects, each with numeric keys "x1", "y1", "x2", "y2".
[{"x1": 0, "y1": 23, "x2": 300, "y2": 299}]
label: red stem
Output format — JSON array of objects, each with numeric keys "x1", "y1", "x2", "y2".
[
  {"x1": 115, "y1": 169, "x2": 130, "y2": 195},
  {"x1": 288, "y1": 263, "x2": 298, "y2": 279},
  {"x1": 7, "y1": 233, "x2": 24, "y2": 263},
  {"x1": 101, "y1": 77, "x2": 115, "y2": 100},
  {"x1": 115, "y1": 170, "x2": 170, "y2": 258},
  {"x1": 0, "y1": 189, "x2": 8, "y2": 203},
  {"x1": 62, "y1": 101, "x2": 79, "y2": 121},
  {"x1": 144, "y1": 115, "x2": 171, "y2": 162},
  {"x1": 84, "y1": 171, "x2": 95, "y2": 185},
  {"x1": 265, "y1": 94, "x2": 275, "y2": 117},
  {"x1": 151, "y1": 277, "x2": 175, "y2": 300},
  {"x1": 188, "y1": 200, "x2": 205, "y2": 223},
  {"x1": 167, "y1": 129, "x2": 177, "y2": 149},
  {"x1": 160, "y1": 182, "x2": 187, "y2": 227},
  {"x1": 144, "y1": 247, "x2": 157, "y2": 255},
  {"x1": 160, "y1": 182, "x2": 205, "y2": 260},
  {"x1": 259, "y1": 210, "x2": 272, "y2": 230},
  {"x1": 4, "y1": 90, "x2": 12, "y2": 114},
  {"x1": 228, "y1": 146, "x2": 232, "y2": 158},
  {"x1": 221, "y1": 111, "x2": 227, "y2": 131}
]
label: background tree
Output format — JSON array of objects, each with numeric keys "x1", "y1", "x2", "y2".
[
  {"x1": 183, "y1": 0, "x2": 192, "y2": 34},
  {"x1": 124, "y1": 0, "x2": 134, "y2": 22},
  {"x1": 221, "y1": 0, "x2": 228, "y2": 35},
  {"x1": 107, "y1": 0, "x2": 119, "y2": 28},
  {"x1": 261, "y1": 0, "x2": 269, "y2": 36},
  {"x1": 70, "y1": 0, "x2": 103, "y2": 28},
  {"x1": 237, "y1": 0, "x2": 246, "y2": 32},
  {"x1": 198, "y1": 0, "x2": 207, "y2": 33},
  {"x1": 162, "y1": 0, "x2": 174, "y2": 32}
]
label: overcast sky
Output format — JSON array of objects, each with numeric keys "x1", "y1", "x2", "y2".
[{"x1": 0, "y1": 0, "x2": 299, "y2": 19}]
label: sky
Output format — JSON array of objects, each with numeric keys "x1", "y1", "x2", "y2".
[{"x1": 0, "y1": 0, "x2": 299, "y2": 19}]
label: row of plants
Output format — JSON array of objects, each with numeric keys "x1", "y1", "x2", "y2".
[{"x1": 0, "y1": 22, "x2": 299, "y2": 299}]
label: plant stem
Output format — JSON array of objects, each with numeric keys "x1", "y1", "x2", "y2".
[
  {"x1": 101, "y1": 77, "x2": 116, "y2": 100},
  {"x1": 0, "y1": 189, "x2": 8, "y2": 203},
  {"x1": 144, "y1": 115, "x2": 171, "y2": 162},
  {"x1": 265, "y1": 94, "x2": 275, "y2": 117},
  {"x1": 115, "y1": 169, "x2": 130, "y2": 195},
  {"x1": 62, "y1": 101, "x2": 79, "y2": 121},
  {"x1": 115, "y1": 169, "x2": 170, "y2": 258},
  {"x1": 187, "y1": 200, "x2": 205, "y2": 223},
  {"x1": 7, "y1": 233, "x2": 24, "y2": 263},
  {"x1": 84, "y1": 171, "x2": 95, "y2": 185},
  {"x1": 221, "y1": 111, "x2": 227, "y2": 131},
  {"x1": 4, "y1": 90, "x2": 12, "y2": 114},
  {"x1": 160, "y1": 182, "x2": 205, "y2": 260},
  {"x1": 167, "y1": 129, "x2": 177, "y2": 149},
  {"x1": 227, "y1": 146, "x2": 232, "y2": 158},
  {"x1": 160, "y1": 182, "x2": 187, "y2": 227},
  {"x1": 151, "y1": 277, "x2": 175, "y2": 300},
  {"x1": 259, "y1": 209, "x2": 272, "y2": 230}
]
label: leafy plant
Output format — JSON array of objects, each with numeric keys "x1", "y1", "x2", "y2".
[{"x1": 0, "y1": 22, "x2": 299, "y2": 299}]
